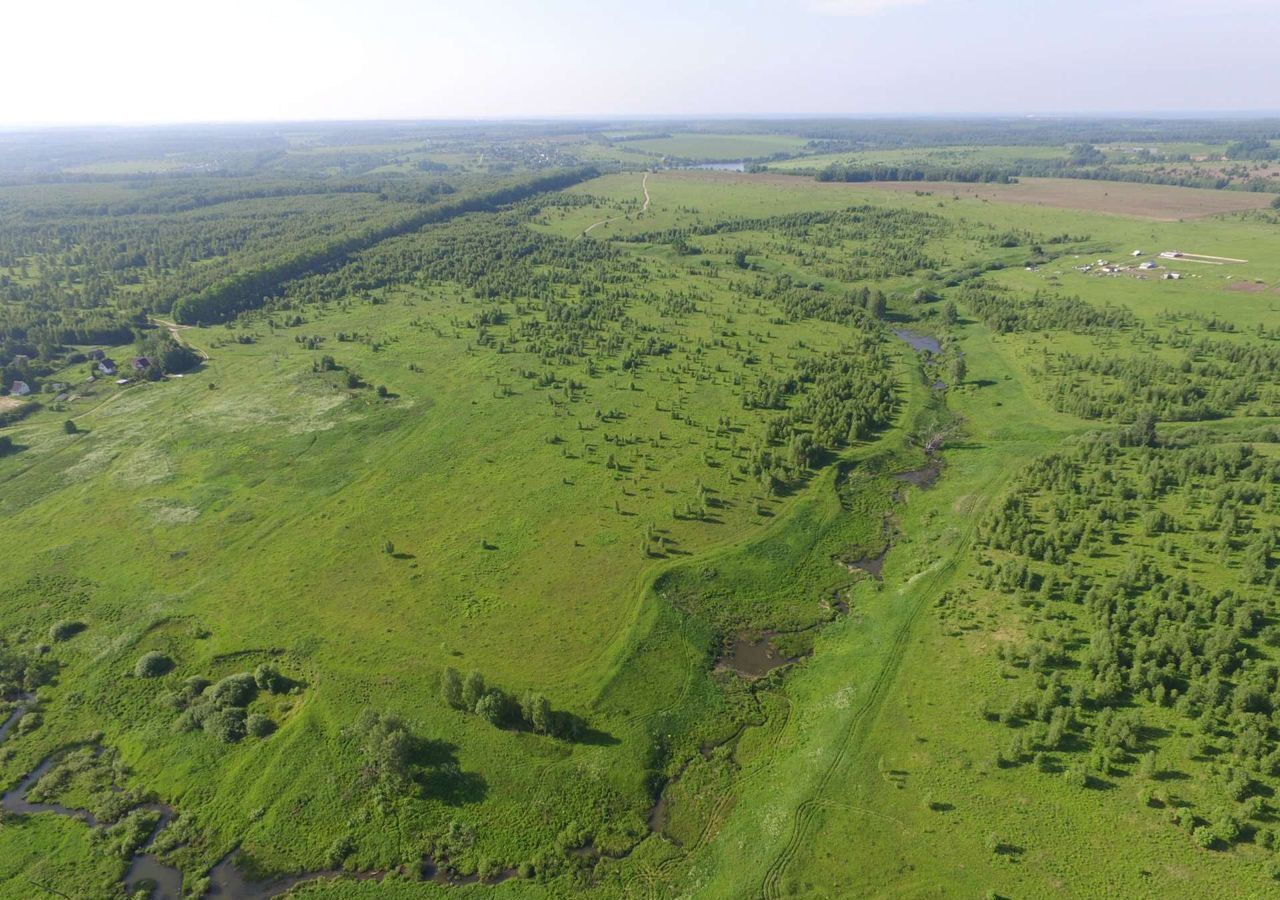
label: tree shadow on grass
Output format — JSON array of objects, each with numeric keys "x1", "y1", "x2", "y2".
[
  {"x1": 555, "y1": 711, "x2": 620, "y2": 747},
  {"x1": 411, "y1": 738, "x2": 488, "y2": 806}
]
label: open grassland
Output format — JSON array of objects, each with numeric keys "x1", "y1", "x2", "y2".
[
  {"x1": 3, "y1": 149, "x2": 1280, "y2": 898},
  {"x1": 829, "y1": 176, "x2": 1278, "y2": 220}
]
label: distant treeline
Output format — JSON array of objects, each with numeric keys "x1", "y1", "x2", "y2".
[
  {"x1": 3, "y1": 177, "x2": 456, "y2": 218},
  {"x1": 171, "y1": 167, "x2": 598, "y2": 325},
  {"x1": 810, "y1": 160, "x2": 1279, "y2": 192},
  {"x1": 815, "y1": 165, "x2": 1018, "y2": 184}
]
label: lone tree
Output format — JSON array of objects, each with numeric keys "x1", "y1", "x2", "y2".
[
  {"x1": 522, "y1": 691, "x2": 553, "y2": 734},
  {"x1": 441, "y1": 667, "x2": 464, "y2": 709},
  {"x1": 869, "y1": 292, "x2": 887, "y2": 319},
  {"x1": 475, "y1": 691, "x2": 507, "y2": 726},
  {"x1": 346, "y1": 709, "x2": 413, "y2": 793},
  {"x1": 462, "y1": 670, "x2": 486, "y2": 711}
]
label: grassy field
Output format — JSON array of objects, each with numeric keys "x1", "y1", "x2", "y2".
[{"x1": 3, "y1": 136, "x2": 1280, "y2": 898}]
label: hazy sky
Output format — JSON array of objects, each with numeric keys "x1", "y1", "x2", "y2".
[{"x1": 4, "y1": 0, "x2": 1278, "y2": 125}]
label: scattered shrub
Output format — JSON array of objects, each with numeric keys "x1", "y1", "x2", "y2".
[
  {"x1": 134, "y1": 652, "x2": 172, "y2": 678},
  {"x1": 207, "y1": 672, "x2": 256, "y2": 707},
  {"x1": 246, "y1": 713, "x2": 275, "y2": 738},
  {"x1": 204, "y1": 707, "x2": 247, "y2": 743},
  {"x1": 326, "y1": 834, "x2": 356, "y2": 868},
  {"x1": 48, "y1": 620, "x2": 85, "y2": 642},
  {"x1": 253, "y1": 663, "x2": 286, "y2": 694}
]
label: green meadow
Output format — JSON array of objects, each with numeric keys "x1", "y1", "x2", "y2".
[{"x1": 2, "y1": 126, "x2": 1279, "y2": 898}]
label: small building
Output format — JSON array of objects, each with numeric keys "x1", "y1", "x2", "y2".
[
  {"x1": 1163, "y1": 272, "x2": 1182, "y2": 280},
  {"x1": 88, "y1": 349, "x2": 106, "y2": 361},
  {"x1": 1132, "y1": 250, "x2": 1143, "y2": 257},
  {"x1": 1160, "y1": 251, "x2": 1182, "y2": 259},
  {"x1": 10, "y1": 380, "x2": 32, "y2": 396},
  {"x1": 116, "y1": 378, "x2": 132, "y2": 385},
  {"x1": 131, "y1": 356, "x2": 153, "y2": 371},
  {"x1": 1139, "y1": 261, "x2": 1157, "y2": 270},
  {"x1": 13, "y1": 354, "x2": 29, "y2": 366},
  {"x1": 98, "y1": 359, "x2": 117, "y2": 375}
]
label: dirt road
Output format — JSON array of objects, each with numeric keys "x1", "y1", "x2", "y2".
[{"x1": 584, "y1": 172, "x2": 649, "y2": 235}]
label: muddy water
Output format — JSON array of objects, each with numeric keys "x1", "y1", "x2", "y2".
[
  {"x1": 0, "y1": 693, "x2": 33, "y2": 743},
  {"x1": 204, "y1": 854, "x2": 344, "y2": 898},
  {"x1": 892, "y1": 328, "x2": 941, "y2": 355},
  {"x1": 893, "y1": 460, "x2": 942, "y2": 489},
  {"x1": 1, "y1": 752, "x2": 100, "y2": 824},
  {"x1": 846, "y1": 550, "x2": 887, "y2": 578},
  {"x1": 124, "y1": 805, "x2": 182, "y2": 900},
  {"x1": 717, "y1": 633, "x2": 796, "y2": 678}
]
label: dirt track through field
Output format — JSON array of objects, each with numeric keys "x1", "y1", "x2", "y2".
[
  {"x1": 150, "y1": 317, "x2": 209, "y2": 360},
  {"x1": 584, "y1": 172, "x2": 649, "y2": 235}
]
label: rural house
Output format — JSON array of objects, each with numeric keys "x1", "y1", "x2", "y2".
[
  {"x1": 89, "y1": 349, "x2": 106, "y2": 361},
  {"x1": 10, "y1": 380, "x2": 32, "y2": 396},
  {"x1": 132, "y1": 356, "x2": 152, "y2": 371},
  {"x1": 98, "y1": 359, "x2": 117, "y2": 375}
]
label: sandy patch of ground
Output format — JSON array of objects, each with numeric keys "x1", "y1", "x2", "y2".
[
  {"x1": 1227, "y1": 279, "x2": 1269, "y2": 293},
  {"x1": 198, "y1": 382, "x2": 350, "y2": 435},
  {"x1": 0, "y1": 396, "x2": 26, "y2": 413},
  {"x1": 115, "y1": 446, "x2": 175, "y2": 487},
  {"x1": 64, "y1": 447, "x2": 122, "y2": 483},
  {"x1": 142, "y1": 500, "x2": 200, "y2": 525}
]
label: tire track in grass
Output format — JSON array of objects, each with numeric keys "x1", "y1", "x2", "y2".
[{"x1": 759, "y1": 460, "x2": 1015, "y2": 899}]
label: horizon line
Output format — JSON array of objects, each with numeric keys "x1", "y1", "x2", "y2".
[{"x1": 4, "y1": 110, "x2": 1280, "y2": 133}]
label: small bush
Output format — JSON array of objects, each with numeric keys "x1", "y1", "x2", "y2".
[
  {"x1": 253, "y1": 663, "x2": 285, "y2": 694},
  {"x1": 182, "y1": 676, "x2": 211, "y2": 699},
  {"x1": 173, "y1": 705, "x2": 210, "y2": 733},
  {"x1": 48, "y1": 620, "x2": 85, "y2": 642},
  {"x1": 134, "y1": 652, "x2": 172, "y2": 678},
  {"x1": 246, "y1": 713, "x2": 275, "y2": 738},
  {"x1": 207, "y1": 672, "x2": 256, "y2": 707},
  {"x1": 326, "y1": 834, "x2": 356, "y2": 868},
  {"x1": 204, "y1": 707, "x2": 247, "y2": 743}
]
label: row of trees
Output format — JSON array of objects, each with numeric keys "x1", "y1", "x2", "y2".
[{"x1": 440, "y1": 667, "x2": 575, "y2": 739}]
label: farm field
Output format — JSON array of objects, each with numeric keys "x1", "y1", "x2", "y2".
[
  {"x1": 824, "y1": 176, "x2": 1277, "y2": 220},
  {"x1": 2, "y1": 120, "x2": 1280, "y2": 899}
]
